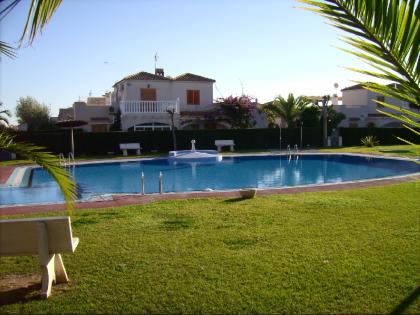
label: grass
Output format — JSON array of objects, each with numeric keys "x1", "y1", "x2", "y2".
[
  {"x1": 1, "y1": 182, "x2": 419, "y2": 313},
  {"x1": 320, "y1": 145, "x2": 420, "y2": 158}
]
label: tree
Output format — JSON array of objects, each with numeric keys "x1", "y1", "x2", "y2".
[
  {"x1": 0, "y1": 0, "x2": 75, "y2": 211},
  {"x1": 261, "y1": 93, "x2": 311, "y2": 127},
  {"x1": 299, "y1": 106, "x2": 320, "y2": 127},
  {"x1": 217, "y1": 95, "x2": 256, "y2": 129},
  {"x1": 299, "y1": 0, "x2": 419, "y2": 143},
  {"x1": 0, "y1": 102, "x2": 11, "y2": 127},
  {"x1": 110, "y1": 109, "x2": 122, "y2": 131},
  {"x1": 299, "y1": 104, "x2": 345, "y2": 132},
  {"x1": 15, "y1": 97, "x2": 53, "y2": 131}
]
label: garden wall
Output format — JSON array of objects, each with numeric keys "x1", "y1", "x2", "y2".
[
  {"x1": 12, "y1": 127, "x2": 417, "y2": 156},
  {"x1": 13, "y1": 128, "x2": 322, "y2": 155}
]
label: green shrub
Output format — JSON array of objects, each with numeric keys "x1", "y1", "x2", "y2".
[{"x1": 361, "y1": 135, "x2": 380, "y2": 147}]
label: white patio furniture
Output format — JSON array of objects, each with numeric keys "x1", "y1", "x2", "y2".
[
  {"x1": 119, "y1": 143, "x2": 141, "y2": 156},
  {"x1": 215, "y1": 140, "x2": 235, "y2": 152},
  {"x1": 0, "y1": 216, "x2": 79, "y2": 299}
]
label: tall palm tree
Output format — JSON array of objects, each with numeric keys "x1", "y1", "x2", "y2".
[
  {"x1": 262, "y1": 93, "x2": 311, "y2": 127},
  {"x1": 299, "y1": 0, "x2": 419, "y2": 143},
  {"x1": 0, "y1": 0, "x2": 75, "y2": 211}
]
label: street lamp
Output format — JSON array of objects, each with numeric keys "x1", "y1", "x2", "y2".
[
  {"x1": 274, "y1": 117, "x2": 282, "y2": 151},
  {"x1": 300, "y1": 121, "x2": 303, "y2": 149},
  {"x1": 166, "y1": 105, "x2": 177, "y2": 151}
]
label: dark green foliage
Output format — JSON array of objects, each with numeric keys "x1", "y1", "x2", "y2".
[
  {"x1": 300, "y1": 106, "x2": 320, "y2": 127},
  {"x1": 13, "y1": 128, "x2": 324, "y2": 154},
  {"x1": 109, "y1": 109, "x2": 122, "y2": 131},
  {"x1": 15, "y1": 96, "x2": 55, "y2": 131},
  {"x1": 341, "y1": 128, "x2": 419, "y2": 146}
]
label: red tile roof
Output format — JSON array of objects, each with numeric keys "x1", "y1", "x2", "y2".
[
  {"x1": 113, "y1": 71, "x2": 215, "y2": 86},
  {"x1": 113, "y1": 71, "x2": 171, "y2": 86},
  {"x1": 173, "y1": 73, "x2": 216, "y2": 82}
]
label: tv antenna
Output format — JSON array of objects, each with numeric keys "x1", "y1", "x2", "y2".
[{"x1": 154, "y1": 52, "x2": 159, "y2": 71}]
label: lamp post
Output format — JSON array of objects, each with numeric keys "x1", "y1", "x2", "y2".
[
  {"x1": 167, "y1": 106, "x2": 177, "y2": 151},
  {"x1": 275, "y1": 117, "x2": 282, "y2": 151},
  {"x1": 300, "y1": 121, "x2": 303, "y2": 149},
  {"x1": 321, "y1": 95, "x2": 330, "y2": 147}
]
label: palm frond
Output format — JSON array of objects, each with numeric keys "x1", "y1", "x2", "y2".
[
  {"x1": 19, "y1": 0, "x2": 62, "y2": 45},
  {"x1": 0, "y1": 131, "x2": 76, "y2": 212},
  {"x1": 298, "y1": 0, "x2": 419, "y2": 142},
  {"x1": 0, "y1": 41, "x2": 17, "y2": 59}
]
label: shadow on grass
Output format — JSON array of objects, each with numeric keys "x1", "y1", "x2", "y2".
[
  {"x1": 162, "y1": 216, "x2": 194, "y2": 230},
  {"x1": 0, "y1": 283, "x2": 40, "y2": 305},
  {"x1": 390, "y1": 286, "x2": 420, "y2": 315},
  {"x1": 224, "y1": 197, "x2": 246, "y2": 203},
  {"x1": 380, "y1": 150, "x2": 411, "y2": 154}
]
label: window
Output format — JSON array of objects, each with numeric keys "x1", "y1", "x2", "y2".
[
  {"x1": 187, "y1": 90, "x2": 200, "y2": 105},
  {"x1": 376, "y1": 95, "x2": 385, "y2": 107},
  {"x1": 91, "y1": 124, "x2": 108, "y2": 132},
  {"x1": 133, "y1": 122, "x2": 171, "y2": 131},
  {"x1": 140, "y1": 88, "x2": 156, "y2": 101}
]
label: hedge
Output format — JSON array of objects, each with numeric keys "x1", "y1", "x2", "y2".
[
  {"x1": 339, "y1": 128, "x2": 419, "y2": 146},
  {"x1": 13, "y1": 128, "x2": 322, "y2": 155},
  {"x1": 11, "y1": 127, "x2": 417, "y2": 156}
]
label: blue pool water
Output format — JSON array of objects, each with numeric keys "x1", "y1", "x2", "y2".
[{"x1": 1, "y1": 154, "x2": 419, "y2": 205}]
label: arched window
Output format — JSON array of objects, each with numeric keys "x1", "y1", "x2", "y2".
[{"x1": 132, "y1": 122, "x2": 171, "y2": 131}]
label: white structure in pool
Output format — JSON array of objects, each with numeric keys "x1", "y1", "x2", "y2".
[
  {"x1": 334, "y1": 83, "x2": 416, "y2": 128},
  {"x1": 168, "y1": 140, "x2": 221, "y2": 162}
]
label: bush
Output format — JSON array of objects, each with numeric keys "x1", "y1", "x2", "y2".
[
  {"x1": 13, "y1": 128, "x2": 323, "y2": 155},
  {"x1": 361, "y1": 135, "x2": 379, "y2": 147}
]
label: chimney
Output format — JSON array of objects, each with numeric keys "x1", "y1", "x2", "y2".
[{"x1": 155, "y1": 68, "x2": 164, "y2": 76}]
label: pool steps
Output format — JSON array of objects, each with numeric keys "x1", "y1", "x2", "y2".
[{"x1": 4, "y1": 166, "x2": 32, "y2": 187}]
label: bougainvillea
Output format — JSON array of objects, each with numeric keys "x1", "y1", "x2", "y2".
[{"x1": 216, "y1": 95, "x2": 257, "y2": 129}]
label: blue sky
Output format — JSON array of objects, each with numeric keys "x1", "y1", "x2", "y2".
[{"x1": 1, "y1": 0, "x2": 369, "y2": 123}]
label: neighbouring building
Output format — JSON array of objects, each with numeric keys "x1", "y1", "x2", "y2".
[
  {"x1": 58, "y1": 93, "x2": 112, "y2": 132},
  {"x1": 111, "y1": 68, "x2": 231, "y2": 131},
  {"x1": 57, "y1": 68, "x2": 268, "y2": 132},
  {"x1": 334, "y1": 83, "x2": 416, "y2": 128}
]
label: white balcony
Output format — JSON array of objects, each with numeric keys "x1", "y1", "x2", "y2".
[{"x1": 121, "y1": 99, "x2": 179, "y2": 115}]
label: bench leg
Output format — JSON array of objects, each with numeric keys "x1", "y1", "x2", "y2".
[
  {"x1": 136, "y1": 149, "x2": 140, "y2": 155},
  {"x1": 122, "y1": 149, "x2": 128, "y2": 156},
  {"x1": 230, "y1": 145, "x2": 234, "y2": 151},
  {"x1": 216, "y1": 146, "x2": 221, "y2": 152},
  {"x1": 54, "y1": 254, "x2": 69, "y2": 284},
  {"x1": 40, "y1": 254, "x2": 56, "y2": 299}
]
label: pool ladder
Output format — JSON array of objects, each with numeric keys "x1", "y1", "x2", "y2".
[
  {"x1": 287, "y1": 144, "x2": 299, "y2": 161},
  {"x1": 58, "y1": 152, "x2": 75, "y2": 168}
]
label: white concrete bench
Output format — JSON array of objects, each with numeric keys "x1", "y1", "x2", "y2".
[
  {"x1": 215, "y1": 140, "x2": 235, "y2": 152},
  {"x1": 0, "y1": 216, "x2": 79, "y2": 299},
  {"x1": 119, "y1": 143, "x2": 141, "y2": 156}
]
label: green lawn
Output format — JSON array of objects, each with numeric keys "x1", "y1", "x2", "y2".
[
  {"x1": 1, "y1": 182, "x2": 419, "y2": 314},
  {"x1": 320, "y1": 145, "x2": 420, "y2": 158}
]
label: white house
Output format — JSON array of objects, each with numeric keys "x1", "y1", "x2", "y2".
[
  {"x1": 58, "y1": 94, "x2": 112, "y2": 132},
  {"x1": 334, "y1": 83, "x2": 415, "y2": 128},
  {"x1": 111, "y1": 69, "x2": 229, "y2": 131}
]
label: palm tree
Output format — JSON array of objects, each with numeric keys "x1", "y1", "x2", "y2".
[
  {"x1": 299, "y1": 0, "x2": 419, "y2": 143},
  {"x1": 262, "y1": 93, "x2": 311, "y2": 127},
  {"x1": 0, "y1": 0, "x2": 75, "y2": 211},
  {"x1": 0, "y1": 103, "x2": 11, "y2": 126}
]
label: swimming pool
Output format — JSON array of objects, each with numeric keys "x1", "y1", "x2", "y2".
[{"x1": 1, "y1": 154, "x2": 419, "y2": 206}]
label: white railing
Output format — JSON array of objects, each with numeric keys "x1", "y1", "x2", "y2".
[{"x1": 121, "y1": 98, "x2": 179, "y2": 114}]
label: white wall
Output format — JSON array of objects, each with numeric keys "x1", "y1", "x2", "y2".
[
  {"x1": 73, "y1": 102, "x2": 111, "y2": 132},
  {"x1": 337, "y1": 88, "x2": 411, "y2": 127}
]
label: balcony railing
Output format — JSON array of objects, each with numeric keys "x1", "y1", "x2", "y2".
[{"x1": 121, "y1": 99, "x2": 179, "y2": 114}]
